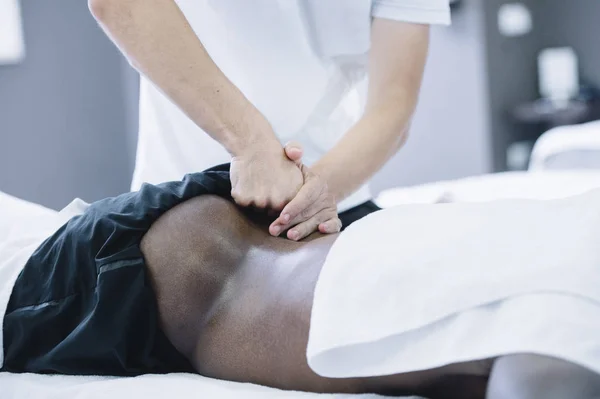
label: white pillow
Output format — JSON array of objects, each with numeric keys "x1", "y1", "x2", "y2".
[{"x1": 529, "y1": 120, "x2": 600, "y2": 170}]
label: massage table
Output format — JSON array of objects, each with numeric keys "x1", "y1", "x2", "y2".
[
  {"x1": 0, "y1": 372, "x2": 387, "y2": 399},
  {"x1": 4, "y1": 167, "x2": 600, "y2": 398}
]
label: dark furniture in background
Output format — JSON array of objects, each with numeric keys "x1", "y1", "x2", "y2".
[{"x1": 481, "y1": 0, "x2": 600, "y2": 171}]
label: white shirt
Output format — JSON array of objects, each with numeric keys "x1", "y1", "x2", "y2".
[{"x1": 133, "y1": 0, "x2": 450, "y2": 212}]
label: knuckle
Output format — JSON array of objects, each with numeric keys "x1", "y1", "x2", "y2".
[
  {"x1": 312, "y1": 210, "x2": 326, "y2": 222},
  {"x1": 272, "y1": 196, "x2": 289, "y2": 211},
  {"x1": 322, "y1": 217, "x2": 341, "y2": 233},
  {"x1": 298, "y1": 193, "x2": 316, "y2": 209},
  {"x1": 322, "y1": 223, "x2": 335, "y2": 234},
  {"x1": 296, "y1": 224, "x2": 310, "y2": 237},
  {"x1": 276, "y1": 202, "x2": 289, "y2": 212},
  {"x1": 299, "y1": 223, "x2": 319, "y2": 238},
  {"x1": 284, "y1": 204, "x2": 299, "y2": 219},
  {"x1": 254, "y1": 197, "x2": 267, "y2": 208},
  {"x1": 292, "y1": 198, "x2": 309, "y2": 213},
  {"x1": 233, "y1": 193, "x2": 250, "y2": 206},
  {"x1": 334, "y1": 219, "x2": 343, "y2": 232},
  {"x1": 322, "y1": 212, "x2": 336, "y2": 224},
  {"x1": 299, "y1": 207, "x2": 315, "y2": 221}
]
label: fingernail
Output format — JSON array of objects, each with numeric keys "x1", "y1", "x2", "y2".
[
  {"x1": 283, "y1": 214, "x2": 290, "y2": 223},
  {"x1": 290, "y1": 230, "x2": 299, "y2": 240},
  {"x1": 272, "y1": 226, "x2": 280, "y2": 235}
]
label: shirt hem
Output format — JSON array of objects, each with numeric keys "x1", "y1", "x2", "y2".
[{"x1": 372, "y1": 3, "x2": 451, "y2": 26}]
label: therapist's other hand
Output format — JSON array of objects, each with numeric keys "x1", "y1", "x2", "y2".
[
  {"x1": 269, "y1": 145, "x2": 341, "y2": 240},
  {"x1": 230, "y1": 144, "x2": 303, "y2": 210}
]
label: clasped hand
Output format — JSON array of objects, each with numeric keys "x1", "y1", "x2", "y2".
[{"x1": 230, "y1": 143, "x2": 341, "y2": 240}]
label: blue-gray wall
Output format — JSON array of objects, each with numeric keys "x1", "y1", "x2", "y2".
[{"x1": 0, "y1": 0, "x2": 134, "y2": 210}]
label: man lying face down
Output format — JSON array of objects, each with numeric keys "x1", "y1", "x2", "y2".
[{"x1": 2, "y1": 165, "x2": 600, "y2": 399}]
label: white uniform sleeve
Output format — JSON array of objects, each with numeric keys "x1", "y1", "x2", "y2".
[{"x1": 372, "y1": 0, "x2": 451, "y2": 26}]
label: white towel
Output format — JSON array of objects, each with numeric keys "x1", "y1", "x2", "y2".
[{"x1": 308, "y1": 188, "x2": 600, "y2": 378}]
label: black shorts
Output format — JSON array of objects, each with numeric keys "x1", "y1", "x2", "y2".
[{"x1": 2, "y1": 164, "x2": 378, "y2": 376}]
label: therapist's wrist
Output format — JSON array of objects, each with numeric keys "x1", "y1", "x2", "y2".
[
  {"x1": 232, "y1": 137, "x2": 283, "y2": 161},
  {"x1": 312, "y1": 160, "x2": 360, "y2": 204},
  {"x1": 220, "y1": 122, "x2": 282, "y2": 158},
  {"x1": 310, "y1": 162, "x2": 337, "y2": 199},
  {"x1": 214, "y1": 101, "x2": 276, "y2": 157}
]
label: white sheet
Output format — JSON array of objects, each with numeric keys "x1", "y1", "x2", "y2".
[
  {"x1": 308, "y1": 188, "x2": 600, "y2": 378},
  {"x1": 0, "y1": 191, "x2": 88, "y2": 368},
  {"x1": 375, "y1": 170, "x2": 600, "y2": 207},
  {"x1": 0, "y1": 192, "x2": 62, "y2": 368},
  {"x1": 0, "y1": 372, "x2": 396, "y2": 399}
]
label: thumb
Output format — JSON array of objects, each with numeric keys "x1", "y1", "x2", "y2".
[{"x1": 284, "y1": 141, "x2": 304, "y2": 166}]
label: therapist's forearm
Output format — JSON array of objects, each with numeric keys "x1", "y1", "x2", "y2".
[
  {"x1": 88, "y1": 0, "x2": 280, "y2": 156},
  {"x1": 314, "y1": 19, "x2": 429, "y2": 203},
  {"x1": 312, "y1": 108, "x2": 411, "y2": 203}
]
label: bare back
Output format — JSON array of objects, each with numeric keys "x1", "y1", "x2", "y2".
[{"x1": 141, "y1": 195, "x2": 489, "y2": 398}]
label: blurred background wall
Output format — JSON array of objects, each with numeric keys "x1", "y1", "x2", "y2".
[
  {"x1": 372, "y1": 0, "x2": 492, "y2": 192},
  {"x1": 1, "y1": 0, "x2": 600, "y2": 209},
  {"x1": 482, "y1": 0, "x2": 600, "y2": 172},
  {"x1": 0, "y1": 0, "x2": 133, "y2": 209}
]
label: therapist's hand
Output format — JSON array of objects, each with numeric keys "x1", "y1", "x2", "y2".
[
  {"x1": 230, "y1": 144, "x2": 304, "y2": 210},
  {"x1": 269, "y1": 143, "x2": 342, "y2": 241}
]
